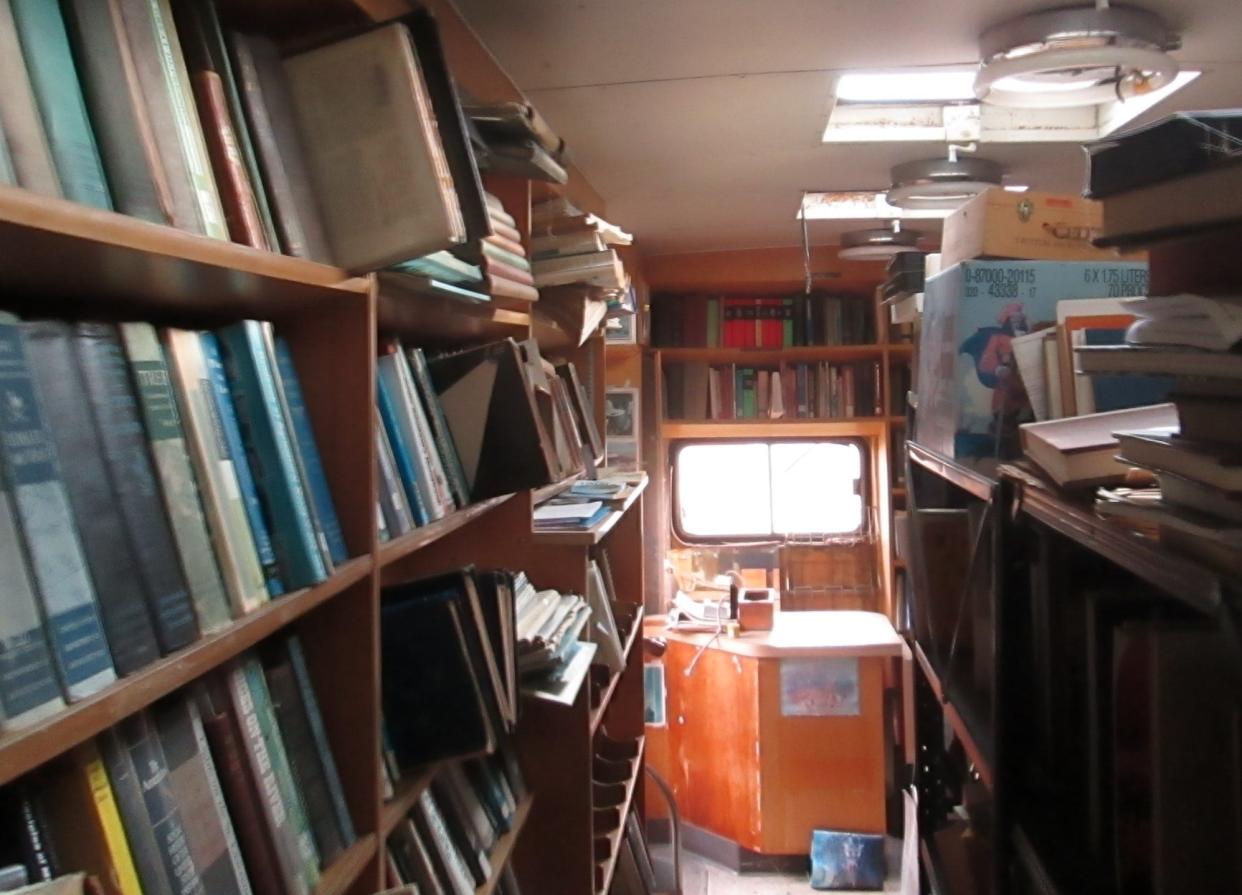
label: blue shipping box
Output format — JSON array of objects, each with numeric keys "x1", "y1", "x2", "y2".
[{"x1": 914, "y1": 259, "x2": 1148, "y2": 469}]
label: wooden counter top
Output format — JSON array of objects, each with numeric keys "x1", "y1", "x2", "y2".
[{"x1": 645, "y1": 610, "x2": 905, "y2": 659}]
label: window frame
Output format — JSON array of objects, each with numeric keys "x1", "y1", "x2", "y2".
[{"x1": 670, "y1": 437, "x2": 870, "y2": 545}]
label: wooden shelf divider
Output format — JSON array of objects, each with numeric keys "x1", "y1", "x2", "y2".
[
  {"x1": 380, "y1": 763, "x2": 444, "y2": 838},
  {"x1": 593, "y1": 736, "x2": 647, "y2": 895},
  {"x1": 313, "y1": 834, "x2": 378, "y2": 895},
  {"x1": 589, "y1": 607, "x2": 646, "y2": 736},
  {"x1": 913, "y1": 642, "x2": 995, "y2": 791},
  {"x1": 476, "y1": 795, "x2": 534, "y2": 895},
  {"x1": 0, "y1": 557, "x2": 371, "y2": 787},
  {"x1": 531, "y1": 474, "x2": 648, "y2": 547}
]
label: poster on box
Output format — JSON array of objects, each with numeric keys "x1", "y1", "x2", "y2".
[{"x1": 914, "y1": 260, "x2": 1148, "y2": 469}]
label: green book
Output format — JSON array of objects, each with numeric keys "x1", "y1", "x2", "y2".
[
  {"x1": 479, "y1": 240, "x2": 531, "y2": 272},
  {"x1": 783, "y1": 297, "x2": 795, "y2": 348},
  {"x1": 120, "y1": 323, "x2": 232, "y2": 634},
  {"x1": 242, "y1": 657, "x2": 321, "y2": 887},
  {"x1": 9, "y1": 0, "x2": 112, "y2": 209},
  {"x1": 0, "y1": 119, "x2": 14, "y2": 185},
  {"x1": 0, "y1": 0, "x2": 61, "y2": 196},
  {"x1": 706, "y1": 297, "x2": 720, "y2": 348}
]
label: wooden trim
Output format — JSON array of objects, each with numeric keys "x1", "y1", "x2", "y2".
[
  {"x1": 314, "y1": 834, "x2": 378, "y2": 895},
  {"x1": 379, "y1": 494, "x2": 518, "y2": 572},
  {"x1": 662, "y1": 419, "x2": 892, "y2": 440},
  {"x1": 476, "y1": 795, "x2": 534, "y2": 895}
]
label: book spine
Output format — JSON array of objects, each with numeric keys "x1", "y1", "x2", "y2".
[
  {"x1": 22, "y1": 319, "x2": 163, "y2": 676},
  {"x1": 162, "y1": 329, "x2": 268, "y2": 615},
  {"x1": 0, "y1": 472, "x2": 63, "y2": 729},
  {"x1": 195, "y1": 683, "x2": 286, "y2": 895},
  {"x1": 17, "y1": 787, "x2": 59, "y2": 881},
  {"x1": 98, "y1": 726, "x2": 176, "y2": 895},
  {"x1": 226, "y1": 665, "x2": 311, "y2": 895},
  {"x1": 417, "y1": 792, "x2": 476, "y2": 895},
  {"x1": 200, "y1": 332, "x2": 285, "y2": 597},
  {"x1": 376, "y1": 363, "x2": 431, "y2": 526},
  {"x1": 0, "y1": 318, "x2": 116, "y2": 702},
  {"x1": 241, "y1": 658, "x2": 321, "y2": 887},
  {"x1": 8, "y1": 0, "x2": 112, "y2": 209},
  {"x1": 82, "y1": 745, "x2": 145, "y2": 895},
  {"x1": 116, "y1": 712, "x2": 206, "y2": 895},
  {"x1": 120, "y1": 322, "x2": 232, "y2": 634},
  {"x1": 270, "y1": 333, "x2": 345, "y2": 565},
  {"x1": 74, "y1": 322, "x2": 200, "y2": 654},
  {"x1": 0, "y1": 0, "x2": 62, "y2": 196},
  {"x1": 286, "y1": 637, "x2": 356, "y2": 845},
  {"x1": 374, "y1": 424, "x2": 412, "y2": 538},
  {"x1": 61, "y1": 0, "x2": 170, "y2": 224},
  {"x1": 392, "y1": 351, "x2": 455, "y2": 517},
  {"x1": 218, "y1": 322, "x2": 326, "y2": 589},
  {"x1": 261, "y1": 655, "x2": 346, "y2": 866},
  {"x1": 154, "y1": 698, "x2": 252, "y2": 895},
  {"x1": 146, "y1": 0, "x2": 228, "y2": 239},
  {"x1": 407, "y1": 348, "x2": 471, "y2": 507},
  {"x1": 190, "y1": 70, "x2": 269, "y2": 249}
]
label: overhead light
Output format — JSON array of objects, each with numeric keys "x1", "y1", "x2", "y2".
[
  {"x1": 886, "y1": 156, "x2": 1003, "y2": 210},
  {"x1": 1003, "y1": 184, "x2": 1030, "y2": 192},
  {"x1": 798, "y1": 192, "x2": 951, "y2": 221},
  {"x1": 975, "y1": 3, "x2": 1181, "y2": 109},
  {"x1": 839, "y1": 226, "x2": 922, "y2": 260},
  {"x1": 835, "y1": 69, "x2": 977, "y2": 104}
]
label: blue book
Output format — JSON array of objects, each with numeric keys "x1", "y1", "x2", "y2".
[
  {"x1": 272, "y1": 336, "x2": 348, "y2": 565},
  {"x1": 0, "y1": 315, "x2": 115, "y2": 702},
  {"x1": 200, "y1": 333, "x2": 285, "y2": 597},
  {"x1": 8, "y1": 0, "x2": 111, "y2": 210},
  {"x1": 376, "y1": 371, "x2": 429, "y2": 527},
  {"x1": 217, "y1": 323, "x2": 326, "y2": 589}
]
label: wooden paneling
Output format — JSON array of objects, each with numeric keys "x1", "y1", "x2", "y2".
[{"x1": 643, "y1": 246, "x2": 886, "y2": 293}]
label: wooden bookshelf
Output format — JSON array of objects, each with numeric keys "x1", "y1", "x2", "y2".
[
  {"x1": 661, "y1": 418, "x2": 892, "y2": 440},
  {"x1": 532, "y1": 473, "x2": 649, "y2": 547},
  {"x1": 315, "y1": 835, "x2": 379, "y2": 895},
  {"x1": 477, "y1": 795, "x2": 534, "y2": 895},
  {"x1": 589, "y1": 606, "x2": 646, "y2": 736},
  {"x1": 657, "y1": 344, "x2": 894, "y2": 364},
  {"x1": 378, "y1": 493, "x2": 518, "y2": 575},
  {"x1": 593, "y1": 736, "x2": 647, "y2": 895},
  {"x1": 380, "y1": 763, "x2": 444, "y2": 838},
  {"x1": 913, "y1": 642, "x2": 995, "y2": 791}
]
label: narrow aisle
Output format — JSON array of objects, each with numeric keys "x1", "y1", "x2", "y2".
[{"x1": 652, "y1": 845, "x2": 901, "y2": 894}]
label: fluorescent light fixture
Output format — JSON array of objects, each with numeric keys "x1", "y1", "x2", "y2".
[
  {"x1": 1100, "y1": 69, "x2": 1201, "y2": 135},
  {"x1": 1003, "y1": 184, "x2": 1030, "y2": 192},
  {"x1": 798, "y1": 192, "x2": 950, "y2": 221},
  {"x1": 834, "y1": 70, "x2": 976, "y2": 104}
]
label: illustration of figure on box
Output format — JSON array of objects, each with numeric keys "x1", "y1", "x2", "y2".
[{"x1": 958, "y1": 302, "x2": 1031, "y2": 457}]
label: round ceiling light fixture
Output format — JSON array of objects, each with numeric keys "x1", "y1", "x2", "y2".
[
  {"x1": 886, "y1": 156, "x2": 1004, "y2": 210},
  {"x1": 975, "y1": 2, "x2": 1180, "y2": 109},
  {"x1": 839, "y1": 226, "x2": 921, "y2": 260}
]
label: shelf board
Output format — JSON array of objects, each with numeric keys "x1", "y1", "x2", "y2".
[
  {"x1": 476, "y1": 794, "x2": 534, "y2": 895},
  {"x1": 912, "y1": 642, "x2": 995, "y2": 792},
  {"x1": 0, "y1": 556, "x2": 371, "y2": 786},
  {"x1": 315, "y1": 833, "x2": 377, "y2": 895},
  {"x1": 381, "y1": 763, "x2": 442, "y2": 837},
  {"x1": 532, "y1": 472, "x2": 583, "y2": 506},
  {"x1": 0, "y1": 184, "x2": 365, "y2": 318},
  {"x1": 656, "y1": 345, "x2": 890, "y2": 364},
  {"x1": 594, "y1": 736, "x2": 647, "y2": 895},
  {"x1": 377, "y1": 272, "x2": 531, "y2": 345},
  {"x1": 907, "y1": 441, "x2": 996, "y2": 502},
  {"x1": 919, "y1": 838, "x2": 948, "y2": 895},
  {"x1": 532, "y1": 473, "x2": 648, "y2": 546},
  {"x1": 1000, "y1": 464, "x2": 1224, "y2": 615},
  {"x1": 379, "y1": 494, "x2": 518, "y2": 574},
  {"x1": 589, "y1": 606, "x2": 646, "y2": 736},
  {"x1": 661, "y1": 418, "x2": 893, "y2": 440}
]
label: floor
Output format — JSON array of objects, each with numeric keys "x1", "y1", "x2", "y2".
[{"x1": 650, "y1": 842, "x2": 903, "y2": 894}]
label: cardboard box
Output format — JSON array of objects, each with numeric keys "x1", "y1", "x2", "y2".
[
  {"x1": 913, "y1": 260, "x2": 1148, "y2": 471},
  {"x1": 941, "y1": 188, "x2": 1138, "y2": 269}
]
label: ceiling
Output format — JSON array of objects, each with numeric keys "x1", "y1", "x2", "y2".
[{"x1": 452, "y1": 0, "x2": 1242, "y2": 256}]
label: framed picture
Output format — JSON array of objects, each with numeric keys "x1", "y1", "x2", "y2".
[
  {"x1": 605, "y1": 313, "x2": 637, "y2": 345},
  {"x1": 605, "y1": 437, "x2": 640, "y2": 472},
  {"x1": 605, "y1": 387, "x2": 639, "y2": 439}
]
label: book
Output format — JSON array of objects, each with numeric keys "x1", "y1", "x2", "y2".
[
  {"x1": 226, "y1": 32, "x2": 330, "y2": 261},
  {"x1": 193, "y1": 681, "x2": 285, "y2": 895},
  {"x1": 1171, "y1": 392, "x2": 1242, "y2": 448},
  {"x1": 1123, "y1": 293, "x2": 1242, "y2": 353},
  {"x1": 413, "y1": 792, "x2": 475, "y2": 895},
  {"x1": 153, "y1": 698, "x2": 251, "y2": 895},
  {"x1": 0, "y1": 315, "x2": 116, "y2": 702},
  {"x1": 485, "y1": 274, "x2": 540, "y2": 304},
  {"x1": 218, "y1": 321, "x2": 327, "y2": 589},
  {"x1": 272, "y1": 336, "x2": 347, "y2": 565},
  {"x1": 377, "y1": 350, "x2": 453, "y2": 522},
  {"x1": 163, "y1": 328, "x2": 269, "y2": 615},
  {"x1": 1085, "y1": 110, "x2": 1242, "y2": 199},
  {"x1": 1019, "y1": 404, "x2": 1178, "y2": 488},
  {"x1": 531, "y1": 250, "x2": 625, "y2": 289},
  {"x1": 22, "y1": 320, "x2": 163, "y2": 676},
  {"x1": 73, "y1": 323, "x2": 200, "y2": 654},
  {"x1": 375, "y1": 421, "x2": 414, "y2": 538},
  {"x1": 1096, "y1": 161, "x2": 1242, "y2": 247},
  {"x1": 484, "y1": 256, "x2": 535, "y2": 287},
  {"x1": 9, "y1": 0, "x2": 111, "y2": 209},
  {"x1": 375, "y1": 368, "x2": 429, "y2": 527},
  {"x1": 200, "y1": 332, "x2": 285, "y2": 596},
  {"x1": 1075, "y1": 344, "x2": 1242, "y2": 381},
  {"x1": 1117, "y1": 428, "x2": 1242, "y2": 492},
  {"x1": 1159, "y1": 469, "x2": 1242, "y2": 524},
  {"x1": 481, "y1": 138, "x2": 568, "y2": 185},
  {"x1": 260, "y1": 638, "x2": 353, "y2": 866},
  {"x1": 109, "y1": 712, "x2": 206, "y2": 895},
  {"x1": 388, "y1": 821, "x2": 442, "y2": 895},
  {"x1": 61, "y1": 0, "x2": 170, "y2": 224},
  {"x1": 40, "y1": 743, "x2": 143, "y2": 895},
  {"x1": 97, "y1": 727, "x2": 174, "y2": 895},
  {"x1": 0, "y1": 0, "x2": 60, "y2": 196},
  {"x1": 0, "y1": 455, "x2": 62, "y2": 730},
  {"x1": 406, "y1": 347, "x2": 471, "y2": 508},
  {"x1": 480, "y1": 241, "x2": 531, "y2": 272},
  {"x1": 283, "y1": 23, "x2": 466, "y2": 272},
  {"x1": 120, "y1": 323, "x2": 232, "y2": 634},
  {"x1": 392, "y1": 252, "x2": 482, "y2": 285}
]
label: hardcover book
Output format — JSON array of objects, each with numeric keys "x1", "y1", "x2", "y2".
[
  {"x1": 0, "y1": 315, "x2": 116, "y2": 701},
  {"x1": 0, "y1": 0, "x2": 61, "y2": 196},
  {"x1": 98, "y1": 727, "x2": 175, "y2": 895}
]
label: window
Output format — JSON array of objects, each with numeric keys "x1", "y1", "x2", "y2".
[{"x1": 674, "y1": 440, "x2": 864, "y2": 540}]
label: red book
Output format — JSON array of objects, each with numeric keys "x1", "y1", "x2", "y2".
[{"x1": 485, "y1": 257, "x2": 534, "y2": 286}]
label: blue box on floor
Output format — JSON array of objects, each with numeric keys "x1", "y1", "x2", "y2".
[{"x1": 810, "y1": 829, "x2": 885, "y2": 890}]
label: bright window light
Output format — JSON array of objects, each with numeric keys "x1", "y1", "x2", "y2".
[
  {"x1": 1003, "y1": 184, "x2": 1030, "y2": 192},
  {"x1": 835, "y1": 70, "x2": 977, "y2": 104},
  {"x1": 675, "y1": 441, "x2": 863, "y2": 539},
  {"x1": 798, "y1": 191, "x2": 950, "y2": 221}
]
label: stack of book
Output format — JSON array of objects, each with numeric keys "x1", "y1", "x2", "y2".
[
  {"x1": 1068, "y1": 110, "x2": 1242, "y2": 574},
  {"x1": 650, "y1": 292, "x2": 875, "y2": 348},
  {"x1": 1, "y1": 636, "x2": 355, "y2": 895},
  {"x1": 0, "y1": 314, "x2": 345, "y2": 730},
  {"x1": 0, "y1": 2, "x2": 487, "y2": 274},
  {"x1": 664, "y1": 360, "x2": 882, "y2": 420},
  {"x1": 466, "y1": 99, "x2": 569, "y2": 185},
  {"x1": 514, "y1": 573, "x2": 591, "y2": 682},
  {"x1": 383, "y1": 755, "x2": 526, "y2": 895},
  {"x1": 529, "y1": 198, "x2": 631, "y2": 291},
  {"x1": 480, "y1": 193, "x2": 540, "y2": 306}
]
